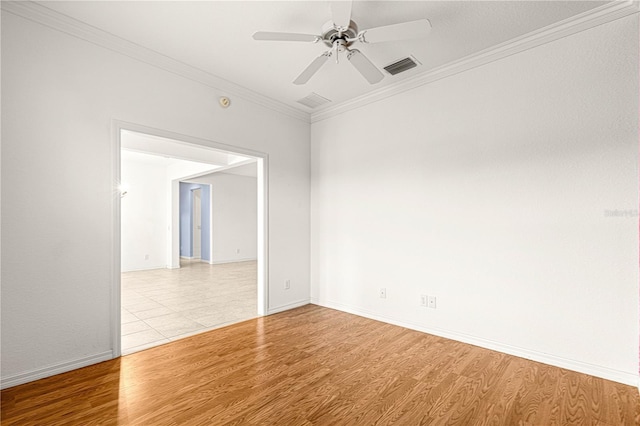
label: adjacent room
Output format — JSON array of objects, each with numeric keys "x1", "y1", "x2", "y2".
[
  {"x1": 1, "y1": 1, "x2": 638, "y2": 424},
  {"x1": 119, "y1": 131, "x2": 260, "y2": 354}
]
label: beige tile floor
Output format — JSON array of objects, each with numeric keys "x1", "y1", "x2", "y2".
[{"x1": 121, "y1": 260, "x2": 257, "y2": 354}]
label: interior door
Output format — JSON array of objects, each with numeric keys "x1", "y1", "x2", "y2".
[{"x1": 192, "y1": 188, "x2": 202, "y2": 259}]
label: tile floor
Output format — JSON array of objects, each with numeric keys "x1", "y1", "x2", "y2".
[{"x1": 121, "y1": 260, "x2": 257, "y2": 354}]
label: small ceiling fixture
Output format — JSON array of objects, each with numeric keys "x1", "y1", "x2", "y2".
[
  {"x1": 219, "y1": 96, "x2": 231, "y2": 108},
  {"x1": 252, "y1": 0, "x2": 431, "y2": 85},
  {"x1": 297, "y1": 92, "x2": 331, "y2": 109}
]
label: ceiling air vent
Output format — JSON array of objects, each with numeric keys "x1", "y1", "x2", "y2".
[
  {"x1": 383, "y1": 56, "x2": 420, "y2": 76},
  {"x1": 297, "y1": 92, "x2": 331, "y2": 109}
]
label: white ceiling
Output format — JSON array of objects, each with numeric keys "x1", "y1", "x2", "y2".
[
  {"x1": 122, "y1": 149, "x2": 258, "y2": 178},
  {"x1": 121, "y1": 131, "x2": 257, "y2": 177},
  {"x1": 217, "y1": 162, "x2": 258, "y2": 178},
  {"x1": 39, "y1": 1, "x2": 609, "y2": 113}
]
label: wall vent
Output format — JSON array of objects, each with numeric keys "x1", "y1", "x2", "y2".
[
  {"x1": 297, "y1": 92, "x2": 331, "y2": 109},
  {"x1": 383, "y1": 56, "x2": 420, "y2": 75}
]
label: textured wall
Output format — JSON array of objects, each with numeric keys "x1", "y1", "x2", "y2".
[
  {"x1": 311, "y1": 15, "x2": 639, "y2": 384},
  {"x1": 1, "y1": 12, "x2": 310, "y2": 385}
]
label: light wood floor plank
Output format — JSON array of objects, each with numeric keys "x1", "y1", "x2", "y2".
[{"x1": 2, "y1": 304, "x2": 638, "y2": 425}]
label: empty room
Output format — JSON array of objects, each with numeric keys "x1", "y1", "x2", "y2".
[
  {"x1": 1, "y1": 1, "x2": 639, "y2": 424},
  {"x1": 119, "y1": 130, "x2": 261, "y2": 354}
]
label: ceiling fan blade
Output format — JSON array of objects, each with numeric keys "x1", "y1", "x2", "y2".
[
  {"x1": 360, "y1": 19, "x2": 432, "y2": 43},
  {"x1": 330, "y1": 0, "x2": 352, "y2": 29},
  {"x1": 252, "y1": 31, "x2": 319, "y2": 42},
  {"x1": 293, "y1": 52, "x2": 332, "y2": 85},
  {"x1": 347, "y1": 49, "x2": 383, "y2": 84}
]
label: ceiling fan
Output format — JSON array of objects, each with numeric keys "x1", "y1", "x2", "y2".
[{"x1": 252, "y1": 1, "x2": 432, "y2": 85}]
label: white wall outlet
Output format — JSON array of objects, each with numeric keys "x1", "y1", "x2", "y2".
[
  {"x1": 285, "y1": 280, "x2": 291, "y2": 290},
  {"x1": 236, "y1": 248, "x2": 240, "y2": 254},
  {"x1": 144, "y1": 254, "x2": 149, "y2": 260},
  {"x1": 428, "y1": 296, "x2": 437, "y2": 309},
  {"x1": 420, "y1": 295, "x2": 428, "y2": 307},
  {"x1": 379, "y1": 288, "x2": 386, "y2": 299}
]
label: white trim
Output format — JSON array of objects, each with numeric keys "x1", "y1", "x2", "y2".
[
  {"x1": 112, "y1": 119, "x2": 269, "y2": 358},
  {"x1": 311, "y1": 299, "x2": 639, "y2": 388},
  {"x1": 3, "y1": 1, "x2": 638, "y2": 125},
  {"x1": 257, "y1": 157, "x2": 269, "y2": 316},
  {"x1": 114, "y1": 120, "x2": 267, "y2": 159},
  {"x1": 121, "y1": 265, "x2": 168, "y2": 273},
  {"x1": 268, "y1": 300, "x2": 310, "y2": 315},
  {"x1": 111, "y1": 122, "x2": 122, "y2": 358},
  {"x1": 210, "y1": 257, "x2": 258, "y2": 265},
  {"x1": 208, "y1": 183, "x2": 214, "y2": 264},
  {"x1": 170, "y1": 180, "x2": 180, "y2": 268},
  {"x1": 0, "y1": 1, "x2": 309, "y2": 123},
  {"x1": 1, "y1": 351, "x2": 113, "y2": 390},
  {"x1": 311, "y1": 0, "x2": 640, "y2": 122}
]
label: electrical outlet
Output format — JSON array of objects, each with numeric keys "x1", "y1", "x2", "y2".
[
  {"x1": 428, "y1": 296, "x2": 437, "y2": 309},
  {"x1": 379, "y1": 288, "x2": 386, "y2": 299},
  {"x1": 144, "y1": 254, "x2": 149, "y2": 260},
  {"x1": 236, "y1": 248, "x2": 240, "y2": 254},
  {"x1": 420, "y1": 295, "x2": 428, "y2": 307},
  {"x1": 285, "y1": 280, "x2": 291, "y2": 290}
]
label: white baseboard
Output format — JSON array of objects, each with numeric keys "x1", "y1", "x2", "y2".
[
  {"x1": 311, "y1": 298, "x2": 639, "y2": 388},
  {"x1": 267, "y1": 299, "x2": 310, "y2": 315},
  {"x1": 1, "y1": 351, "x2": 114, "y2": 390},
  {"x1": 210, "y1": 257, "x2": 257, "y2": 265},
  {"x1": 121, "y1": 265, "x2": 167, "y2": 272}
]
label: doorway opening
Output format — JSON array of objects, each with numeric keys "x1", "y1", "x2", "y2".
[
  {"x1": 112, "y1": 122, "x2": 268, "y2": 356},
  {"x1": 192, "y1": 188, "x2": 202, "y2": 260}
]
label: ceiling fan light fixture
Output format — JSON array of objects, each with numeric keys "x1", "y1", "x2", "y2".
[
  {"x1": 252, "y1": 2, "x2": 431, "y2": 86},
  {"x1": 347, "y1": 49, "x2": 384, "y2": 84}
]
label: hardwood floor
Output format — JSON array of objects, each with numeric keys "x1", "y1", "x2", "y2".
[{"x1": 2, "y1": 305, "x2": 638, "y2": 425}]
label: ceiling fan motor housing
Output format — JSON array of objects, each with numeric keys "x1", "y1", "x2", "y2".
[{"x1": 321, "y1": 20, "x2": 358, "y2": 48}]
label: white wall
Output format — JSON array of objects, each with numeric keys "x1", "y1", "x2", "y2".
[
  {"x1": 1, "y1": 12, "x2": 310, "y2": 386},
  {"x1": 190, "y1": 171, "x2": 258, "y2": 264},
  {"x1": 166, "y1": 160, "x2": 219, "y2": 181},
  {"x1": 120, "y1": 154, "x2": 218, "y2": 271},
  {"x1": 121, "y1": 157, "x2": 167, "y2": 272},
  {"x1": 311, "y1": 16, "x2": 639, "y2": 385}
]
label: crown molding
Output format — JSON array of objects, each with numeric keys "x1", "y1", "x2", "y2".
[
  {"x1": 4, "y1": 1, "x2": 637, "y2": 125},
  {"x1": 1, "y1": 1, "x2": 311, "y2": 123},
  {"x1": 311, "y1": 0, "x2": 640, "y2": 123}
]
